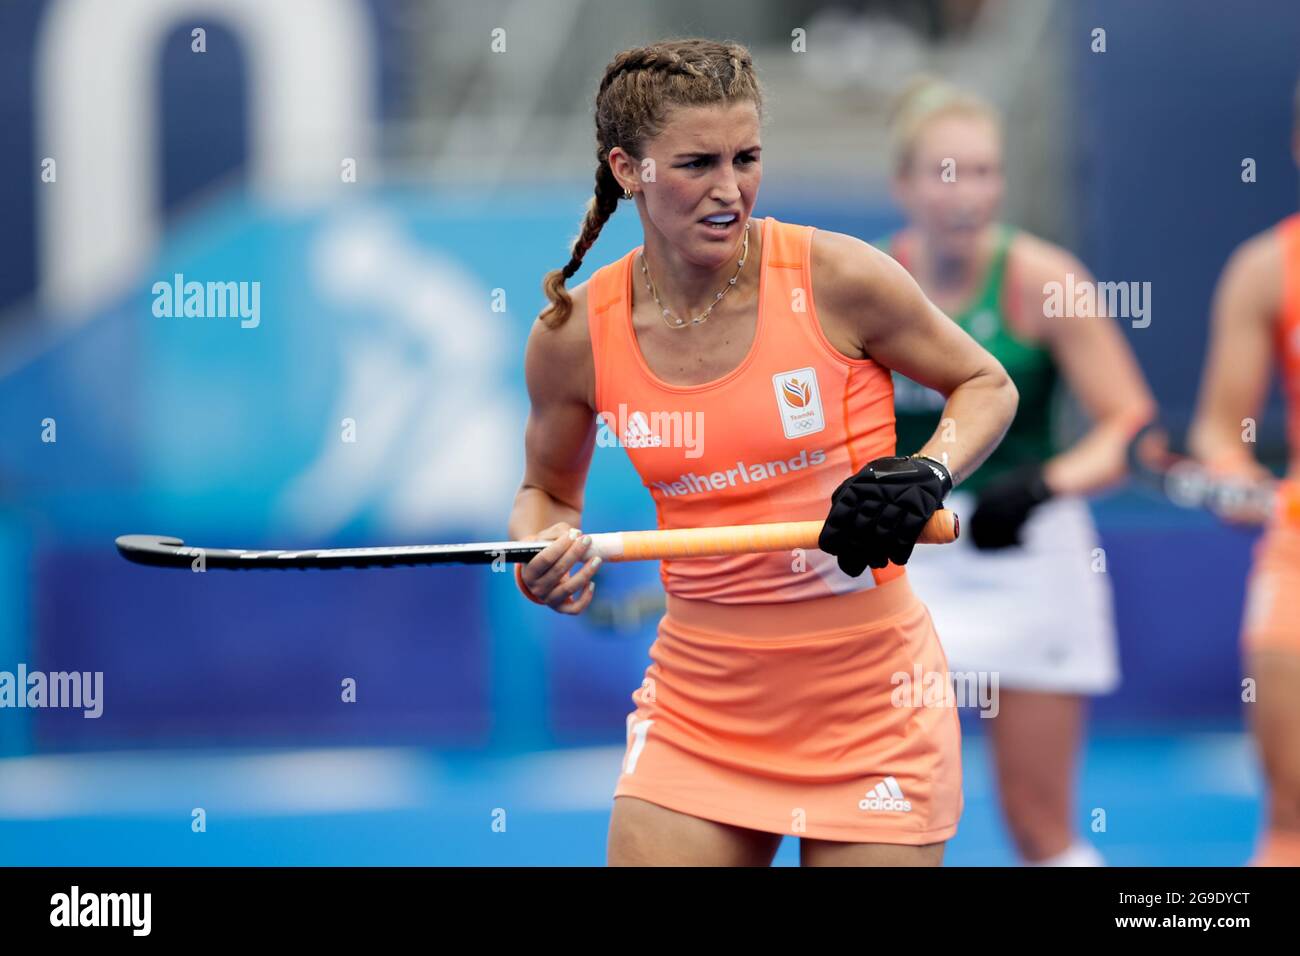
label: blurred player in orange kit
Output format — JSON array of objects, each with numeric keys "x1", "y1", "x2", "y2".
[{"x1": 1187, "y1": 76, "x2": 1300, "y2": 867}]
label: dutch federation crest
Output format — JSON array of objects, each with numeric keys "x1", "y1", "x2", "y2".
[{"x1": 772, "y1": 367, "x2": 826, "y2": 439}]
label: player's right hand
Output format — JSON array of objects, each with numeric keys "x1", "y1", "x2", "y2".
[
  {"x1": 1203, "y1": 454, "x2": 1276, "y2": 526},
  {"x1": 519, "y1": 522, "x2": 601, "y2": 614},
  {"x1": 968, "y1": 463, "x2": 1053, "y2": 549}
]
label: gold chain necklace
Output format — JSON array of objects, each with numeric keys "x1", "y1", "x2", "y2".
[{"x1": 639, "y1": 220, "x2": 750, "y2": 329}]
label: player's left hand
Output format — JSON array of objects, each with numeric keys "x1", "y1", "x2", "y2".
[
  {"x1": 819, "y1": 455, "x2": 952, "y2": 575},
  {"x1": 968, "y1": 463, "x2": 1054, "y2": 550}
]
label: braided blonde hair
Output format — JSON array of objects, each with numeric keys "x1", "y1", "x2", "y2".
[{"x1": 539, "y1": 38, "x2": 763, "y2": 329}]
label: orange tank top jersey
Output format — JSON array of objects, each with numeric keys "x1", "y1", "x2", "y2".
[
  {"x1": 1277, "y1": 213, "x2": 1300, "y2": 478},
  {"x1": 1243, "y1": 213, "x2": 1300, "y2": 655},
  {"x1": 587, "y1": 216, "x2": 903, "y2": 604}
]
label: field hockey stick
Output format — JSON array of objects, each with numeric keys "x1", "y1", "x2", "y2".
[
  {"x1": 1125, "y1": 422, "x2": 1300, "y2": 526},
  {"x1": 115, "y1": 509, "x2": 959, "y2": 571}
]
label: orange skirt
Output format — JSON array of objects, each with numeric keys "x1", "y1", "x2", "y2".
[
  {"x1": 1243, "y1": 522, "x2": 1300, "y2": 654},
  {"x1": 613, "y1": 573, "x2": 963, "y2": 844}
]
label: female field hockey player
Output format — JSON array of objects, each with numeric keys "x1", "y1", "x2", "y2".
[
  {"x1": 508, "y1": 40, "x2": 1017, "y2": 867},
  {"x1": 1187, "y1": 77, "x2": 1300, "y2": 866},
  {"x1": 879, "y1": 78, "x2": 1156, "y2": 866}
]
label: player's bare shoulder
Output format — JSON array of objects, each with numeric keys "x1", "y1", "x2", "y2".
[
  {"x1": 524, "y1": 280, "x2": 597, "y2": 410},
  {"x1": 1005, "y1": 231, "x2": 1089, "y2": 339},
  {"x1": 1217, "y1": 226, "x2": 1284, "y2": 322},
  {"x1": 1010, "y1": 231, "x2": 1082, "y2": 279},
  {"x1": 810, "y1": 228, "x2": 898, "y2": 310},
  {"x1": 809, "y1": 228, "x2": 905, "y2": 357}
]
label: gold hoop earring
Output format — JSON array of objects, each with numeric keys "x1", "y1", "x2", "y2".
[{"x1": 623, "y1": 188, "x2": 633, "y2": 200}]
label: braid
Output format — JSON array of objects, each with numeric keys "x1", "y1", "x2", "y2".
[
  {"x1": 538, "y1": 161, "x2": 622, "y2": 328},
  {"x1": 539, "y1": 38, "x2": 762, "y2": 329},
  {"x1": 725, "y1": 44, "x2": 753, "y2": 97},
  {"x1": 567, "y1": 160, "x2": 623, "y2": 277}
]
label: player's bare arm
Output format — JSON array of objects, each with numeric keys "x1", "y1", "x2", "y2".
[{"x1": 811, "y1": 228, "x2": 1019, "y2": 489}]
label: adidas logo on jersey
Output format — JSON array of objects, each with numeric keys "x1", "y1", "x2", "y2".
[
  {"x1": 858, "y1": 776, "x2": 912, "y2": 813},
  {"x1": 621, "y1": 410, "x2": 663, "y2": 448}
]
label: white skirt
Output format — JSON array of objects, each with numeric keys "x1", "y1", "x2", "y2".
[{"x1": 904, "y1": 490, "x2": 1120, "y2": 695}]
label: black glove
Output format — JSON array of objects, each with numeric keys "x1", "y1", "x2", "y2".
[
  {"x1": 819, "y1": 455, "x2": 952, "y2": 576},
  {"x1": 968, "y1": 463, "x2": 1054, "y2": 551}
]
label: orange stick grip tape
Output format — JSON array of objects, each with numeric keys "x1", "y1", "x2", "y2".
[{"x1": 613, "y1": 509, "x2": 958, "y2": 562}]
